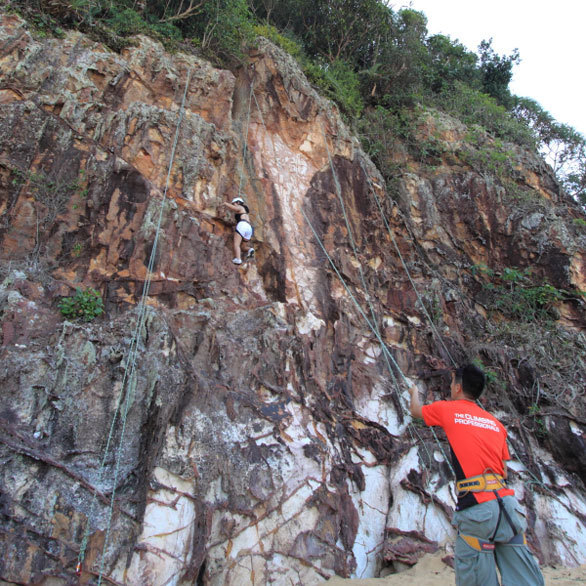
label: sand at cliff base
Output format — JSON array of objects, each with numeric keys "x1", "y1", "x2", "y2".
[{"x1": 326, "y1": 552, "x2": 586, "y2": 585}]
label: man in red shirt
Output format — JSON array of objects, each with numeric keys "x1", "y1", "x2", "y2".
[{"x1": 409, "y1": 364, "x2": 544, "y2": 586}]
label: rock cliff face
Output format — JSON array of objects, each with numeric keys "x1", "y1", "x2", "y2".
[{"x1": 1, "y1": 12, "x2": 585, "y2": 585}]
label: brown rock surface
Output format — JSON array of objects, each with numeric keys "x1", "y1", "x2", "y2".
[{"x1": 0, "y1": 13, "x2": 585, "y2": 585}]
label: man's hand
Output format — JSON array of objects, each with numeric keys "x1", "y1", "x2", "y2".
[{"x1": 409, "y1": 385, "x2": 424, "y2": 419}]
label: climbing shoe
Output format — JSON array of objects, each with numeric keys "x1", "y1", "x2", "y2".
[
  {"x1": 232, "y1": 258, "x2": 242, "y2": 265},
  {"x1": 247, "y1": 248, "x2": 255, "y2": 259}
]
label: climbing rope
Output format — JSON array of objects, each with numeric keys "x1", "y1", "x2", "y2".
[
  {"x1": 249, "y1": 93, "x2": 452, "y2": 477},
  {"x1": 354, "y1": 157, "x2": 462, "y2": 475},
  {"x1": 300, "y1": 203, "x2": 452, "y2": 476},
  {"x1": 300, "y1": 206, "x2": 432, "y2": 456},
  {"x1": 76, "y1": 66, "x2": 193, "y2": 584},
  {"x1": 356, "y1": 152, "x2": 586, "y2": 532},
  {"x1": 237, "y1": 83, "x2": 255, "y2": 199},
  {"x1": 319, "y1": 124, "x2": 419, "y2": 416},
  {"x1": 319, "y1": 123, "x2": 381, "y2": 336},
  {"x1": 359, "y1": 161, "x2": 457, "y2": 368},
  {"x1": 253, "y1": 85, "x2": 583, "y2": 560},
  {"x1": 316, "y1": 122, "x2": 457, "y2": 474}
]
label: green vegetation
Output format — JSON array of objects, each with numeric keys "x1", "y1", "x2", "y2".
[
  {"x1": 470, "y1": 263, "x2": 494, "y2": 278},
  {"x1": 71, "y1": 243, "x2": 83, "y2": 258},
  {"x1": 434, "y1": 83, "x2": 534, "y2": 147},
  {"x1": 9, "y1": 166, "x2": 87, "y2": 230},
  {"x1": 58, "y1": 287, "x2": 104, "y2": 322},
  {"x1": 459, "y1": 134, "x2": 516, "y2": 177},
  {"x1": 305, "y1": 59, "x2": 363, "y2": 118},
  {"x1": 472, "y1": 358, "x2": 505, "y2": 390},
  {"x1": 252, "y1": 23, "x2": 303, "y2": 59},
  {"x1": 474, "y1": 265, "x2": 574, "y2": 322},
  {"x1": 10, "y1": 0, "x2": 586, "y2": 206},
  {"x1": 527, "y1": 403, "x2": 548, "y2": 439},
  {"x1": 513, "y1": 96, "x2": 586, "y2": 204}
]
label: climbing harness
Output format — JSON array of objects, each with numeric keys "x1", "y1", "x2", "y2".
[
  {"x1": 455, "y1": 469, "x2": 527, "y2": 551},
  {"x1": 456, "y1": 472, "x2": 507, "y2": 495},
  {"x1": 76, "y1": 66, "x2": 193, "y2": 584},
  {"x1": 460, "y1": 530, "x2": 528, "y2": 552},
  {"x1": 490, "y1": 491, "x2": 519, "y2": 540}
]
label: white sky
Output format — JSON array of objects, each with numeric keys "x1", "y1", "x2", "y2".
[{"x1": 402, "y1": 0, "x2": 586, "y2": 137}]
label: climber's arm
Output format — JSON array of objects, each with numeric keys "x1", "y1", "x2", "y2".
[
  {"x1": 409, "y1": 385, "x2": 424, "y2": 419},
  {"x1": 222, "y1": 202, "x2": 244, "y2": 213}
]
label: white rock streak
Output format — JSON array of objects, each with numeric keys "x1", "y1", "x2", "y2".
[
  {"x1": 253, "y1": 128, "x2": 327, "y2": 312},
  {"x1": 386, "y1": 447, "x2": 454, "y2": 544},
  {"x1": 125, "y1": 468, "x2": 196, "y2": 586},
  {"x1": 351, "y1": 463, "x2": 390, "y2": 578}
]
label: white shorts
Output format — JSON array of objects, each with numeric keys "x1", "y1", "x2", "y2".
[{"x1": 235, "y1": 220, "x2": 253, "y2": 241}]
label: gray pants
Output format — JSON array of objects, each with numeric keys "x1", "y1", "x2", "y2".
[{"x1": 453, "y1": 496, "x2": 544, "y2": 586}]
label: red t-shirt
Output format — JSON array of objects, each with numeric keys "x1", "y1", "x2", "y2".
[{"x1": 422, "y1": 400, "x2": 514, "y2": 509}]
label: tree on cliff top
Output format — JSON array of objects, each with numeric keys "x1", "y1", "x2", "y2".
[
  {"x1": 478, "y1": 38, "x2": 520, "y2": 109},
  {"x1": 11, "y1": 0, "x2": 586, "y2": 205}
]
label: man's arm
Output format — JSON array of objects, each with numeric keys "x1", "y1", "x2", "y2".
[{"x1": 409, "y1": 385, "x2": 424, "y2": 419}]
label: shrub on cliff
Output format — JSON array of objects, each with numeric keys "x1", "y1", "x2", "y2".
[
  {"x1": 432, "y1": 82, "x2": 535, "y2": 147},
  {"x1": 305, "y1": 59, "x2": 364, "y2": 118},
  {"x1": 58, "y1": 288, "x2": 104, "y2": 322},
  {"x1": 182, "y1": 0, "x2": 256, "y2": 62}
]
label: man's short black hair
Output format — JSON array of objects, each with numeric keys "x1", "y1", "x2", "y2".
[{"x1": 455, "y1": 364, "x2": 486, "y2": 399}]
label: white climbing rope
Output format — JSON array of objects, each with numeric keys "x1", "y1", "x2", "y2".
[
  {"x1": 359, "y1": 160, "x2": 457, "y2": 367},
  {"x1": 77, "y1": 66, "x2": 193, "y2": 584},
  {"x1": 250, "y1": 93, "x2": 451, "y2": 475},
  {"x1": 356, "y1": 154, "x2": 585, "y2": 521},
  {"x1": 315, "y1": 122, "x2": 457, "y2": 474}
]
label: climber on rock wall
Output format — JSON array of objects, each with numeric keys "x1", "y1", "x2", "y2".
[
  {"x1": 409, "y1": 364, "x2": 545, "y2": 586},
  {"x1": 220, "y1": 197, "x2": 255, "y2": 265}
]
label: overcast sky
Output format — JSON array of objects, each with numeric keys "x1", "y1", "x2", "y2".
[{"x1": 403, "y1": 0, "x2": 586, "y2": 137}]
